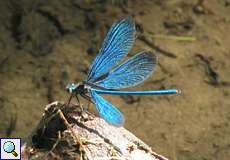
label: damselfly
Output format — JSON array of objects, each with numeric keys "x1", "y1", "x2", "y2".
[{"x1": 66, "y1": 17, "x2": 179, "y2": 126}]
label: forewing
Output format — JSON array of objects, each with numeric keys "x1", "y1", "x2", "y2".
[
  {"x1": 90, "y1": 90, "x2": 125, "y2": 126},
  {"x1": 95, "y1": 51, "x2": 156, "y2": 89},
  {"x1": 87, "y1": 17, "x2": 135, "y2": 82}
]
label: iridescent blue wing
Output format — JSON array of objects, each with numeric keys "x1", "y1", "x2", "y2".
[
  {"x1": 87, "y1": 17, "x2": 135, "y2": 82},
  {"x1": 94, "y1": 51, "x2": 156, "y2": 89},
  {"x1": 90, "y1": 90, "x2": 125, "y2": 126}
]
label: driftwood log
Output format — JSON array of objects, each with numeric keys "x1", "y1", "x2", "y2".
[{"x1": 21, "y1": 101, "x2": 168, "y2": 160}]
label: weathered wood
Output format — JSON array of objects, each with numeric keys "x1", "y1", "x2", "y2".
[{"x1": 22, "y1": 101, "x2": 168, "y2": 160}]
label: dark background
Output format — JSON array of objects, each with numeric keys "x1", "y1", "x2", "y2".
[{"x1": 0, "y1": 0, "x2": 230, "y2": 159}]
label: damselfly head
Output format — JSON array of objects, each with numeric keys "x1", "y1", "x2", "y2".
[{"x1": 66, "y1": 83, "x2": 78, "y2": 93}]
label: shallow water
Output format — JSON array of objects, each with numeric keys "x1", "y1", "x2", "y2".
[{"x1": 0, "y1": 0, "x2": 230, "y2": 159}]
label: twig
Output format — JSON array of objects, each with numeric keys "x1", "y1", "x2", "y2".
[
  {"x1": 57, "y1": 109, "x2": 84, "y2": 152},
  {"x1": 195, "y1": 54, "x2": 220, "y2": 86},
  {"x1": 151, "y1": 34, "x2": 196, "y2": 42},
  {"x1": 139, "y1": 35, "x2": 177, "y2": 58}
]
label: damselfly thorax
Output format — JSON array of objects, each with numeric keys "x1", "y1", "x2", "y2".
[
  {"x1": 66, "y1": 82, "x2": 89, "y2": 95},
  {"x1": 66, "y1": 81, "x2": 109, "y2": 95}
]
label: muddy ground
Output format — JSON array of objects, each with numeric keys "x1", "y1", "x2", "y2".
[{"x1": 0, "y1": 0, "x2": 230, "y2": 159}]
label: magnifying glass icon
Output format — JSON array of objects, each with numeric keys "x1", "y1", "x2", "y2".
[{"x1": 3, "y1": 141, "x2": 18, "y2": 157}]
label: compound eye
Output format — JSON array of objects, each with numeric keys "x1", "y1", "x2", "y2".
[
  {"x1": 66, "y1": 83, "x2": 77, "y2": 93},
  {"x1": 66, "y1": 84, "x2": 72, "y2": 93},
  {"x1": 67, "y1": 88, "x2": 72, "y2": 93}
]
